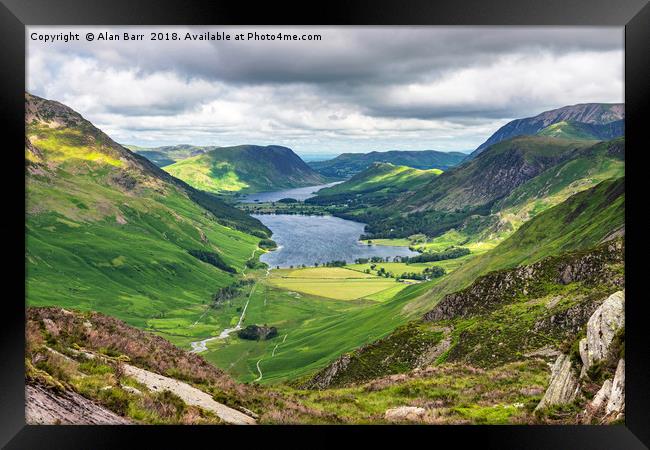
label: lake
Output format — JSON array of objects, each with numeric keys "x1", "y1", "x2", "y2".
[
  {"x1": 238, "y1": 182, "x2": 342, "y2": 203},
  {"x1": 253, "y1": 214, "x2": 417, "y2": 268}
]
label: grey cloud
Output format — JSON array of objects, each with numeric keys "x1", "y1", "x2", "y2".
[
  {"x1": 27, "y1": 26, "x2": 623, "y2": 153},
  {"x1": 29, "y1": 27, "x2": 622, "y2": 86}
]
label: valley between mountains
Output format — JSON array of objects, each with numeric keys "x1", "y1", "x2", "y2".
[{"x1": 26, "y1": 93, "x2": 625, "y2": 425}]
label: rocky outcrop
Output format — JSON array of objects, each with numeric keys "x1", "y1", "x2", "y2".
[
  {"x1": 535, "y1": 354, "x2": 580, "y2": 411},
  {"x1": 384, "y1": 406, "x2": 426, "y2": 422},
  {"x1": 536, "y1": 291, "x2": 625, "y2": 423},
  {"x1": 532, "y1": 301, "x2": 601, "y2": 337},
  {"x1": 26, "y1": 383, "x2": 133, "y2": 425},
  {"x1": 303, "y1": 324, "x2": 449, "y2": 390},
  {"x1": 121, "y1": 362, "x2": 256, "y2": 425},
  {"x1": 424, "y1": 240, "x2": 623, "y2": 322},
  {"x1": 580, "y1": 358, "x2": 625, "y2": 424},
  {"x1": 303, "y1": 354, "x2": 353, "y2": 390},
  {"x1": 606, "y1": 359, "x2": 625, "y2": 417},
  {"x1": 578, "y1": 291, "x2": 625, "y2": 376},
  {"x1": 583, "y1": 379, "x2": 612, "y2": 421}
]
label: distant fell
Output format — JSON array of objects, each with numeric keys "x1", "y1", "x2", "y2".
[
  {"x1": 309, "y1": 149, "x2": 466, "y2": 179},
  {"x1": 163, "y1": 144, "x2": 327, "y2": 194},
  {"x1": 472, "y1": 103, "x2": 624, "y2": 157},
  {"x1": 126, "y1": 144, "x2": 219, "y2": 167}
]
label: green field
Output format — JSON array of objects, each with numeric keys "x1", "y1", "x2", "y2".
[
  {"x1": 193, "y1": 250, "x2": 487, "y2": 384},
  {"x1": 268, "y1": 267, "x2": 406, "y2": 301},
  {"x1": 198, "y1": 274, "x2": 437, "y2": 383}
]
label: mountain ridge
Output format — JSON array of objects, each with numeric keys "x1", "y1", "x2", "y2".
[
  {"x1": 163, "y1": 144, "x2": 327, "y2": 194},
  {"x1": 472, "y1": 103, "x2": 624, "y2": 157},
  {"x1": 309, "y1": 149, "x2": 466, "y2": 179},
  {"x1": 126, "y1": 144, "x2": 219, "y2": 167}
]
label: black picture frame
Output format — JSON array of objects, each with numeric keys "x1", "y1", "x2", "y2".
[{"x1": 2, "y1": 0, "x2": 648, "y2": 447}]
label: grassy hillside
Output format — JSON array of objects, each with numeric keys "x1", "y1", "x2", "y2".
[
  {"x1": 404, "y1": 176, "x2": 624, "y2": 315},
  {"x1": 320, "y1": 136, "x2": 596, "y2": 240},
  {"x1": 309, "y1": 149, "x2": 466, "y2": 179},
  {"x1": 26, "y1": 93, "x2": 267, "y2": 344},
  {"x1": 316, "y1": 162, "x2": 441, "y2": 196},
  {"x1": 536, "y1": 120, "x2": 624, "y2": 141},
  {"x1": 26, "y1": 307, "x2": 332, "y2": 424},
  {"x1": 496, "y1": 138, "x2": 624, "y2": 228},
  {"x1": 402, "y1": 136, "x2": 595, "y2": 212},
  {"x1": 298, "y1": 239, "x2": 623, "y2": 427},
  {"x1": 126, "y1": 144, "x2": 218, "y2": 167},
  {"x1": 163, "y1": 145, "x2": 327, "y2": 194}
]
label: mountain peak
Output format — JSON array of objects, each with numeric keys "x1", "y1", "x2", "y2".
[
  {"x1": 472, "y1": 103, "x2": 624, "y2": 156},
  {"x1": 26, "y1": 92, "x2": 85, "y2": 128}
]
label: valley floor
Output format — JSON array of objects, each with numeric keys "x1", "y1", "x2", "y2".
[{"x1": 180, "y1": 247, "x2": 486, "y2": 384}]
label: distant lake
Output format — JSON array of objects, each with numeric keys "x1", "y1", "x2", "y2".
[
  {"x1": 238, "y1": 182, "x2": 342, "y2": 203},
  {"x1": 253, "y1": 214, "x2": 417, "y2": 268}
]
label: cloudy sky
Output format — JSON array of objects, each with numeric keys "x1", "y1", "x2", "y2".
[{"x1": 27, "y1": 26, "x2": 623, "y2": 156}]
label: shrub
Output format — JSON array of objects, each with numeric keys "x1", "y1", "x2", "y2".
[
  {"x1": 188, "y1": 249, "x2": 236, "y2": 273},
  {"x1": 404, "y1": 247, "x2": 470, "y2": 263},
  {"x1": 259, "y1": 239, "x2": 277, "y2": 250}
]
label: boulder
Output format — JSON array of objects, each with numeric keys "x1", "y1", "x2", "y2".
[
  {"x1": 582, "y1": 379, "x2": 612, "y2": 422},
  {"x1": 42, "y1": 318, "x2": 60, "y2": 337},
  {"x1": 579, "y1": 291, "x2": 624, "y2": 376},
  {"x1": 535, "y1": 354, "x2": 579, "y2": 411},
  {"x1": 606, "y1": 359, "x2": 625, "y2": 416},
  {"x1": 384, "y1": 406, "x2": 426, "y2": 422}
]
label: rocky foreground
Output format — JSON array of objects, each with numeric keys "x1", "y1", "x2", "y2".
[{"x1": 536, "y1": 290, "x2": 625, "y2": 424}]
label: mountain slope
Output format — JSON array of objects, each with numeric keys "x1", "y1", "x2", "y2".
[
  {"x1": 316, "y1": 162, "x2": 441, "y2": 196},
  {"x1": 404, "y1": 176, "x2": 624, "y2": 315},
  {"x1": 472, "y1": 103, "x2": 624, "y2": 157},
  {"x1": 401, "y1": 136, "x2": 595, "y2": 213},
  {"x1": 336, "y1": 135, "x2": 597, "y2": 239},
  {"x1": 536, "y1": 120, "x2": 624, "y2": 141},
  {"x1": 26, "y1": 93, "x2": 268, "y2": 342},
  {"x1": 126, "y1": 144, "x2": 219, "y2": 167},
  {"x1": 26, "y1": 307, "x2": 327, "y2": 424},
  {"x1": 163, "y1": 145, "x2": 327, "y2": 194},
  {"x1": 306, "y1": 163, "x2": 443, "y2": 218},
  {"x1": 309, "y1": 149, "x2": 466, "y2": 179},
  {"x1": 495, "y1": 138, "x2": 624, "y2": 228},
  {"x1": 305, "y1": 239, "x2": 623, "y2": 389}
]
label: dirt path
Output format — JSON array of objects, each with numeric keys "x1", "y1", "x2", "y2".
[
  {"x1": 272, "y1": 334, "x2": 288, "y2": 357},
  {"x1": 122, "y1": 363, "x2": 256, "y2": 425},
  {"x1": 254, "y1": 359, "x2": 263, "y2": 382},
  {"x1": 255, "y1": 333, "x2": 288, "y2": 382}
]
